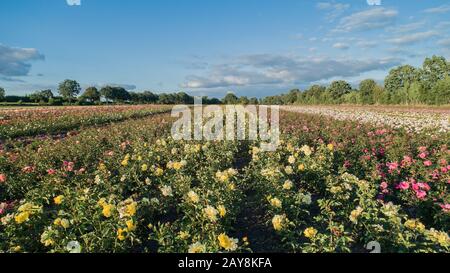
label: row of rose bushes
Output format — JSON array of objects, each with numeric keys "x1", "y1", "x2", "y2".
[
  {"x1": 0, "y1": 110, "x2": 249, "y2": 253},
  {"x1": 0, "y1": 105, "x2": 170, "y2": 140},
  {"x1": 280, "y1": 111, "x2": 449, "y2": 231},
  {"x1": 245, "y1": 140, "x2": 449, "y2": 252}
]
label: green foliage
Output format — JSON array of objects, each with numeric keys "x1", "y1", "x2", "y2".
[
  {"x1": 81, "y1": 87, "x2": 101, "y2": 103},
  {"x1": 222, "y1": 93, "x2": 239, "y2": 104},
  {"x1": 0, "y1": 87, "x2": 5, "y2": 102},
  {"x1": 58, "y1": 80, "x2": 81, "y2": 102},
  {"x1": 29, "y1": 90, "x2": 54, "y2": 103},
  {"x1": 430, "y1": 76, "x2": 450, "y2": 105},
  {"x1": 327, "y1": 80, "x2": 352, "y2": 103},
  {"x1": 359, "y1": 79, "x2": 377, "y2": 105}
]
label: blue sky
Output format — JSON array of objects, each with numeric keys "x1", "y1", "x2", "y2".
[{"x1": 1, "y1": 0, "x2": 450, "y2": 98}]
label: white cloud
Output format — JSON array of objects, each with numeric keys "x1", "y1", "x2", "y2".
[
  {"x1": 334, "y1": 7, "x2": 398, "y2": 32},
  {"x1": 333, "y1": 42, "x2": 350, "y2": 50},
  {"x1": 423, "y1": 4, "x2": 450, "y2": 14},
  {"x1": 66, "y1": 0, "x2": 81, "y2": 6},
  {"x1": 356, "y1": 40, "x2": 378, "y2": 48},
  {"x1": 181, "y1": 54, "x2": 401, "y2": 89},
  {"x1": 388, "y1": 31, "x2": 439, "y2": 45},
  {"x1": 367, "y1": 0, "x2": 382, "y2": 6},
  {"x1": 438, "y1": 38, "x2": 450, "y2": 47},
  {"x1": 316, "y1": 2, "x2": 350, "y2": 21},
  {"x1": 387, "y1": 21, "x2": 426, "y2": 33},
  {"x1": 87, "y1": 83, "x2": 137, "y2": 90},
  {"x1": 0, "y1": 44, "x2": 45, "y2": 77}
]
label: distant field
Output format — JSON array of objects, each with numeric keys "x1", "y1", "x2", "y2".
[{"x1": 0, "y1": 105, "x2": 448, "y2": 253}]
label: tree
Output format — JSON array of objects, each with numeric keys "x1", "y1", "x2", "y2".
[
  {"x1": 359, "y1": 79, "x2": 377, "y2": 105},
  {"x1": 249, "y1": 97, "x2": 259, "y2": 105},
  {"x1": 111, "y1": 87, "x2": 130, "y2": 102},
  {"x1": 29, "y1": 89, "x2": 54, "y2": 103},
  {"x1": 384, "y1": 65, "x2": 419, "y2": 94},
  {"x1": 283, "y1": 89, "x2": 301, "y2": 104},
  {"x1": 58, "y1": 79, "x2": 81, "y2": 103},
  {"x1": 0, "y1": 87, "x2": 5, "y2": 102},
  {"x1": 100, "y1": 86, "x2": 115, "y2": 102},
  {"x1": 40, "y1": 89, "x2": 54, "y2": 100},
  {"x1": 431, "y1": 76, "x2": 450, "y2": 105},
  {"x1": 141, "y1": 91, "x2": 159, "y2": 104},
  {"x1": 300, "y1": 85, "x2": 326, "y2": 104},
  {"x1": 81, "y1": 87, "x2": 101, "y2": 102},
  {"x1": 327, "y1": 80, "x2": 352, "y2": 102},
  {"x1": 222, "y1": 93, "x2": 239, "y2": 104},
  {"x1": 421, "y1": 56, "x2": 450, "y2": 90}
]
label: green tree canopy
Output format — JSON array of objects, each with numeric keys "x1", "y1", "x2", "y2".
[
  {"x1": 222, "y1": 93, "x2": 239, "y2": 104},
  {"x1": 81, "y1": 87, "x2": 101, "y2": 102},
  {"x1": 58, "y1": 79, "x2": 81, "y2": 102},
  {"x1": 421, "y1": 55, "x2": 450, "y2": 90},
  {"x1": 327, "y1": 80, "x2": 352, "y2": 102},
  {"x1": 0, "y1": 87, "x2": 5, "y2": 101},
  {"x1": 359, "y1": 79, "x2": 377, "y2": 105},
  {"x1": 29, "y1": 89, "x2": 54, "y2": 103},
  {"x1": 384, "y1": 65, "x2": 419, "y2": 94}
]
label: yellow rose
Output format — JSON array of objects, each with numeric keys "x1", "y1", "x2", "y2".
[
  {"x1": 141, "y1": 164, "x2": 148, "y2": 172},
  {"x1": 327, "y1": 143, "x2": 334, "y2": 151},
  {"x1": 53, "y1": 218, "x2": 62, "y2": 226},
  {"x1": 349, "y1": 207, "x2": 363, "y2": 224},
  {"x1": 126, "y1": 219, "x2": 136, "y2": 232},
  {"x1": 60, "y1": 219, "x2": 70, "y2": 229},
  {"x1": 178, "y1": 231, "x2": 189, "y2": 240},
  {"x1": 288, "y1": 156, "x2": 296, "y2": 164},
  {"x1": 300, "y1": 145, "x2": 312, "y2": 156},
  {"x1": 218, "y1": 205, "x2": 227, "y2": 217},
  {"x1": 304, "y1": 227, "x2": 318, "y2": 239},
  {"x1": 126, "y1": 202, "x2": 137, "y2": 217},
  {"x1": 117, "y1": 228, "x2": 126, "y2": 241},
  {"x1": 272, "y1": 215, "x2": 285, "y2": 231},
  {"x1": 269, "y1": 198, "x2": 282, "y2": 208},
  {"x1": 173, "y1": 162, "x2": 183, "y2": 171},
  {"x1": 188, "y1": 242, "x2": 206, "y2": 253},
  {"x1": 155, "y1": 167, "x2": 164, "y2": 176},
  {"x1": 102, "y1": 204, "x2": 115, "y2": 218},
  {"x1": 187, "y1": 191, "x2": 200, "y2": 203},
  {"x1": 15, "y1": 212, "x2": 30, "y2": 224},
  {"x1": 42, "y1": 239, "x2": 54, "y2": 247},
  {"x1": 283, "y1": 180, "x2": 293, "y2": 190},
  {"x1": 204, "y1": 206, "x2": 218, "y2": 222},
  {"x1": 54, "y1": 195, "x2": 64, "y2": 205},
  {"x1": 218, "y1": 233, "x2": 238, "y2": 251},
  {"x1": 298, "y1": 164, "x2": 305, "y2": 171},
  {"x1": 405, "y1": 219, "x2": 425, "y2": 232}
]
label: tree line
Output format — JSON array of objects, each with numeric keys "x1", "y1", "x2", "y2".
[
  {"x1": 0, "y1": 56, "x2": 449, "y2": 106},
  {"x1": 261, "y1": 56, "x2": 450, "y2": 106}
]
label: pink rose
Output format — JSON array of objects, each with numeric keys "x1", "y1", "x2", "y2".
[
  {"x1": 416, "y1": 190, "x2": 427, "y2": 200},
  {"x1": 22, "y1": 166, "x2": 34, "y2": 173},
  {"x1": 380, "y1": 182, "x2": 388, "y2": 190},
  {"x1": 424, "y1": 160, "x2": 432, "y2": 167},
  {"x1": 387, "y1": 162, "x2": 399, "y2": 170},
  {"x1": 47, "y1": 169, "x2": 56, "y2": 175},
  {"x1": 419, "y1": 152, "x2": 427, "y2": 159},
  {"x1": 439, "y1": 204, "x2": 450, "y2": 212},
  {"x1": 418, "y1": 146, "x2": 427, "y2": 153},
  {"x1": 417, "y1": 183, "x2": 431, "y2": 191},
  {"x1": 0, "y1": 173, "x2": 6, "y2": 183},
  {"x1": 397, "y1": 182, "x2": 410, "y2": 190}
]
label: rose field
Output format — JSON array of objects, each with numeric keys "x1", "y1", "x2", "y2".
[{"x1": 0, "y1": 105, "x2": 449, "y2": 253}]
